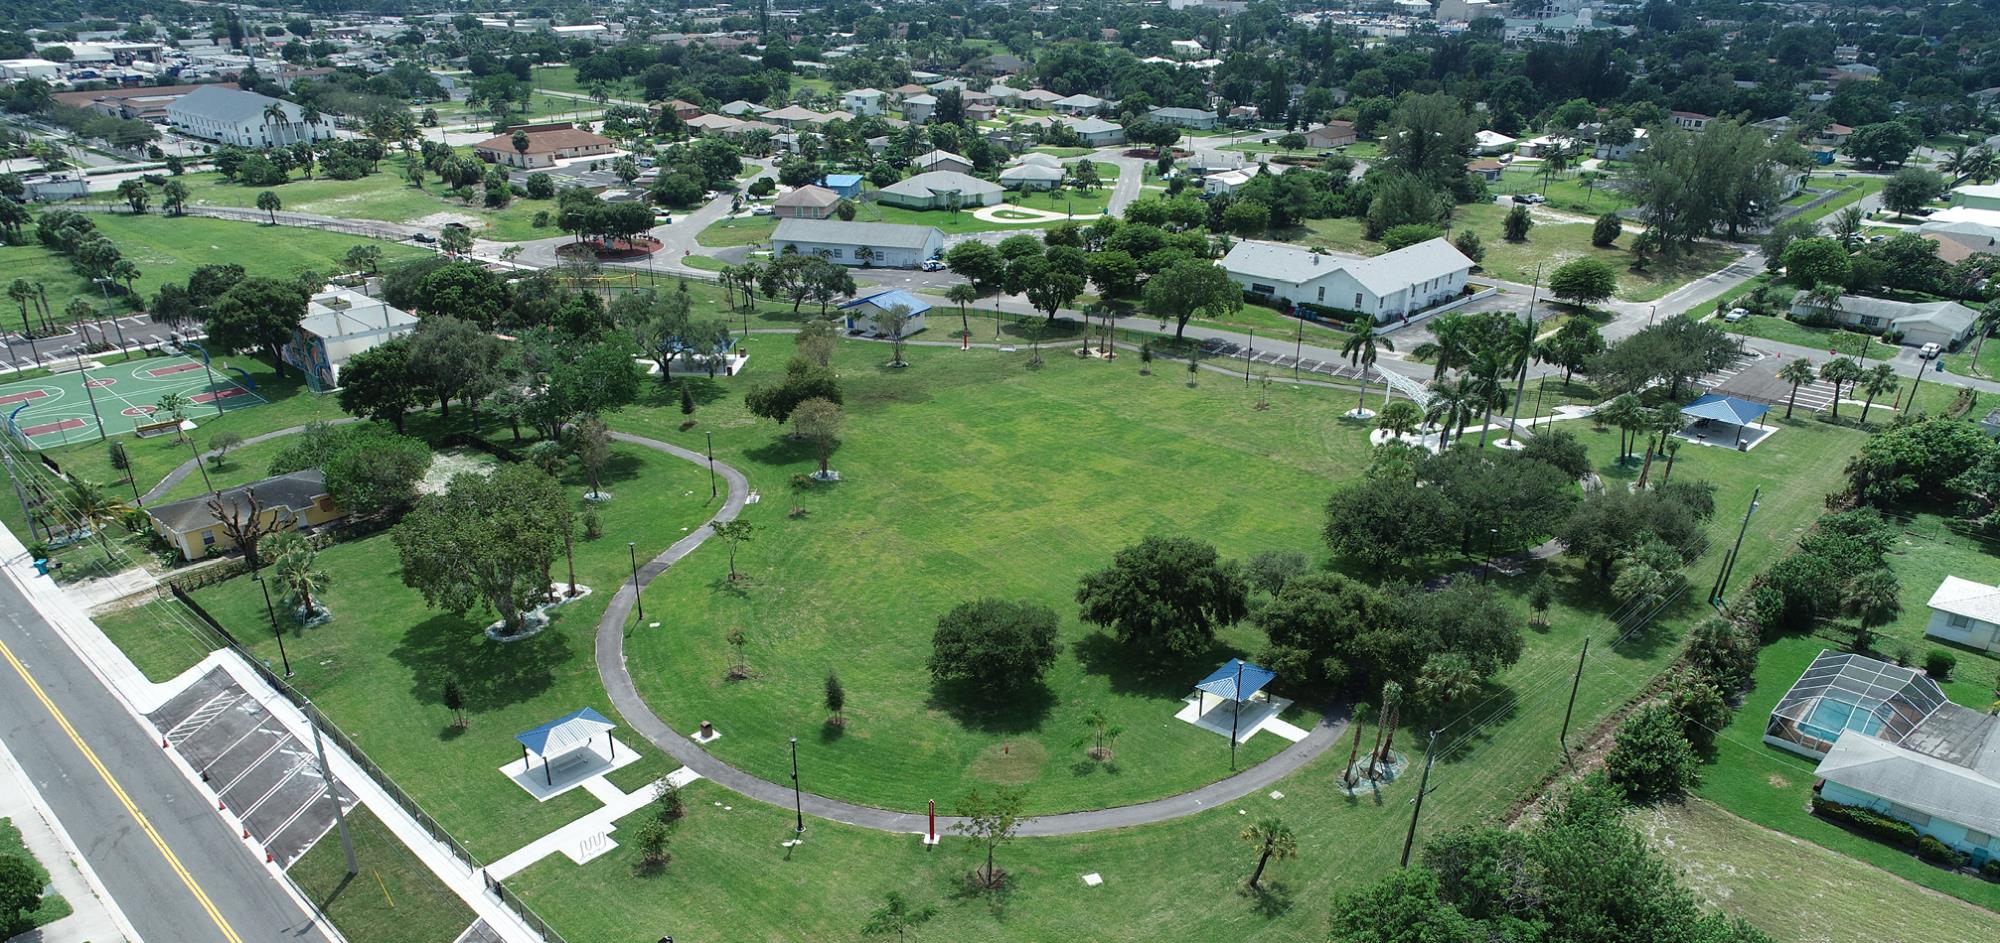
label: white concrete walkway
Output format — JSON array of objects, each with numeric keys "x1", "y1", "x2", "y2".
[
  {"x1": 0, "y1": 736, "x2": 138, "y2": 943},
  {"x1": 485, "y1": 766, "x2": 700, "y2": 881},
  {"x1": 0, "y1": 522, "x2": 541, "y2": 943}
]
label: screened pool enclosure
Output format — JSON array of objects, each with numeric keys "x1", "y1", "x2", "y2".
[{"x1": 1764, "y1": 651, "x2": 1949, "y2": 759}]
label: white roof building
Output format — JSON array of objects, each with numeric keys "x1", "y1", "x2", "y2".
[{"x1": 1220, "y1": 238, "x2": 1474, "y2": 321}]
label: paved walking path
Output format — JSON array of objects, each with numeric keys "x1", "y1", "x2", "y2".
[
  {"x1": 140, "y1": 419, "x2": 360, "y2": 505},
  {"x1": 592, "y1": 431, "x2": 1346, "y2": 837}
]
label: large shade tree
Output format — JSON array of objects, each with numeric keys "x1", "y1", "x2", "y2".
[
  {"x1": 1075, "y1": 535, "x2": 1249, "y2": 655},
  {"x1": 391, "y1": 464, "x2": 572, "y2": 635}
]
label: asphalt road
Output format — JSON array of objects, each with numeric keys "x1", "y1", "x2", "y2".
[{"x1": 0, "y1": 574, "x2": 332, "y2": 943}]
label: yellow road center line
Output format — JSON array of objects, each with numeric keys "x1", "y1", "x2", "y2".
[{"x1": 0, "y1": 638, "x2": 245, "y2": 943}]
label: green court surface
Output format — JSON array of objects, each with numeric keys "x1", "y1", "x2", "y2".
[{"x1": 0, "y1": 354, "x2": 267, "y2": 449}]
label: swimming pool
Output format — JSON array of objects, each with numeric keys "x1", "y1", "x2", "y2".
[{"x1": 1798, "y1": 697, "x2": 1888, "y2": 744}]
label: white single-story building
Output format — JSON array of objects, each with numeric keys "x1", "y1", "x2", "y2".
[
  {"x1": 283, "y1": 287, "x2": 419, "y2": 392},
  {"x1": 1203, "y1": 169, "x2": 1254, "y2": 196},
  {"x1": 1927, "y1": 576, "x2": 2000, "y2": 652},
  {"x1": 1950, "y1": 184, "x2": 2000, "y2": 212},
  {"x1": 1788, "y1": 292, "x2": 1981, "y2": 350},
  {"x1": 876, "y1": 171, "x2": 1004, "y2": 210},
  {"x1": 1149, "y1": 106, "x2": 1218, "y2": 130},
  {"x1": 1219, "y1": 238, "x2": 1475, "y2": 321},
  {"x1": 910, "y1": 149, "x2": 972, "y2": 174},
  {"x1": 1472, "y1": 129, "x2": 1516, "y2": 155},
  {"x1": 839, "y1": 289, "x2": 930, "y2": 336},
  {"x1": 1000, "y1": 163, "x2": 1065, "y2": 190},
  {"x1": 771, "y1": 219, "x2": 945, "y2": 268},
  {"x1": 1064, "y1": 117, "x2": 1126, "y2": 147},
  {"x1": 1052, "y1": 93, "x2": 1108, "y2": 116}
]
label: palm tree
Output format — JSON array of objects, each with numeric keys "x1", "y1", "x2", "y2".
[
  {"x1": 1660, "y1": 437, "x2": 1683, "y2": 483},
  {"x1": 1341, "y1": 321, "x2": 1394, "y2": 416},
  {"x1": 1636, "y1": 405, "x2": 1683, "y2": 488},
  {"x1": 1804, "y1": 282, "x2": 1844, "y2": 325},
  {"x1": 262, "y1": 101, "x2": 291, "y2": 147},
  {"x1": 1777, "y1": 357, "x2": 1817, "y2": 419},
  {"x1": 1843, "y1": 568, "x2": 1901, "y2": 653},
  {"x1": 1858, "y1": 363, "x2": 1899, "y2": 423},
  {"x1": 68, "y1": 477, "x2": 124, "y2": 562},
  {"x1": 1819, "y1": 356, "x2": 1864, "y2": 421},
  {"x1": 1942, "y1": 143, "x2": 1974, "y2": 184},
  {"x1": 1240, "y1": 817, "x2": 1297, "y2": 890},
  {"x1": 270, "y1": 532, "x2": 333, "y2": 621},
  {"x1": 1411, "y1": 313, "x2": 1474, "y2": 381},
  {"x1": 1597, "y1": 393, "x2": 1647, "y2": 462},
  {"x1": 945, "y1": 283, "x2": 978, "y2": 340},
  {"x1": 1422, "y1": 376, "x2": 1477, "y2": 451},
  {"x1": 256, "y1": 190, "x2": 282, "y2": 224},
  {"x1": 7, "y1": 279, "x2": 34, "y2": 340},
  {"x1": 1830, "y1": 206, "x2": 1865, "y2": 249},
  {"x1": 155, "y1": 392, "x2": 191, "y2": 444},
  {"x1": 1470, "y1": 363, "x2": 1512, "y2": 449}
]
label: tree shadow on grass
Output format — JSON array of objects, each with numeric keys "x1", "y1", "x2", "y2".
[
  {"x1": 742, "y1": 432, "x2": 816, "y2": 468},
  {"x1": 1072, "y1": 630, "x2": 1241, "y2": 700},
  {"x1": 1241, "y1": 879, "x2": 1295, "y2": 918},
  {"x1": 391, "y1": 612, "x2": 573, "y2": 714},
  {"x1": 1431, "y1": 688, "x2": 1518, "y2": 765},
  {"x1": 925, "y1": 676, "x2": 1055, "y2": 735}
]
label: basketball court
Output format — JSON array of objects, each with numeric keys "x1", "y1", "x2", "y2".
[{"x1": 0, "y1": 354, "x2": 268, "y2": 449}]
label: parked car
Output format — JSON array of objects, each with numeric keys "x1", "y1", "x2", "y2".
[
  {"x1": 1920, "y1": 342, "x2": 1942, "y2": 359},
  {"x1": 1723, "y1": 307, "x2": 1748, "y2": 323},
  {"x1": 751, "y1": 205, "x2": 773, "y2": 216},
  {"x1": 411, "y1": 232, "x2": 436, "y2": 244},
  {"x1": 922, "y1": 258, "x2": 944, "y2": 271},
  {"x1": 1512, "y1": 193, "x2": 1544, "y2": 205}
]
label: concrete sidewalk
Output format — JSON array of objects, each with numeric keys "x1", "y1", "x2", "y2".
[
  {"x1": 0, "y1": 522, "x2": 546, "y2": 943},
  {"x1": 0, "y1": 736, "x2": 137, "y2": 943}
]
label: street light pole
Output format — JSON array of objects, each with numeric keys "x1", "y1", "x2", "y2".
[
  {"x1": 256, "y1": 574, "x2": 291, "y2": 677},
  {"x1": 705, "y1": 430, "x2": 717, "y2": 502},
  {"x1": 1708, "y1": 486, "x2": 1761, "y2": 607},
  {"x1": 628, "y1": 541, "x2": 644, "y2": 621},
  {"x1": 302, "y1": 698, "x2": 358, "y2": 875},
  {"x1": 789, "y1": 736, "x2": 804, "y2": 839},
  {"x1": 1244, "y1": 327, "x2": 1253, "y2": 385}
]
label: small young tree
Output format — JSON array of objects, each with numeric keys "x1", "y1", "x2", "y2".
[
  {"x1": 679, "y1": 382, "x2": 696, "y2": 417},
  {"x1": 1528, "y1": 574, "x2": 1554, "y2": 628},
  {"x1": 1591, "y1": 212, "x2": 1622, "y2": 247},
  {"x1": 1078, "y1": 706, "x2": 1124, "y2": 762},
  {"x1": 862, "y1": 892, "x2": 938, "y2": 942},
  {"x1": 824, "y1": 670, "x2": 846, "y2": 726},
  {"x1": 633, "y1": 817, "x2": 672, "y2": 873},
  {"x1": 1665, "y1": 669, "x2": 1730, "y2": 755},
  {"x1": 267, "y1": 531, "x2": 332, "y2": 622},
  {"x1": 1241, "y1": 816, "x2": 1297, "y2": 890},
  {"x1": 1139, "y1": 341, "x2": 1153, "y2": 375},
  {"x1": 711, "y1": 519, "x2": 755, "y2": 580},
  {"x1": 566, "y1": 416, "x2": 613, "y2": 499},
  {"x1": 107, "y1": 440, "x2": 136, "y2": 501},
  {"x1": 952, "y1": 787, "x2": 1026, "y2": 889},
  {"x1": 1503, "y1": 204, "x2": 1533, "y2": 242},
  {"x1": 155, "y1": 392, "x2": 191, "y2": 443},
  {"x1": 256, "y1": 190, "x2": 282, "y2": 224},
  {"x1": 442, "y1": 677, "x2": 466, "y2": 728},
  {"x1": 876, "y1": 304, "x2": 914, "y2": 366},
  {"x1": 791, "y1": 397, "x2": 843, "y2": 479},
  {"x1": 208, "y1": 431, "x2": 244, "y2": 468}
]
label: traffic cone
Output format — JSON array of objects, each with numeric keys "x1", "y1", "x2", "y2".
[
  {"x1": 161, "y1": 737, "x2": 169, "y2": 749},
  {"x1": 217, "y1": 799, "x2": 226, "y2": 811},
  {"x1": 265, "y1": 848, "x2": 273, "y2": 863},
  {"x1": 242, "y1": 826, "x2": 250, "y2": 839}
]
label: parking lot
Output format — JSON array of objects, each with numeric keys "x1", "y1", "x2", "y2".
[
  {"x1": 150, "y1": 668, "x2": 354, "y2": 867},
  {"x1": 1708, "y1": 346, "x2": 1843, "y2": 414}
]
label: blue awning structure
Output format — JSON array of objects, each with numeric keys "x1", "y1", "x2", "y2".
[
  {"x1": 1681, "y1": 393, "x2": 1770, "y2": 426},
  {"x1": 1195, "y1": 659, "x2": 1276, "y2": 703},
  {"x1": 516, "y1": 707, "x2": 616, "y2": 760}
]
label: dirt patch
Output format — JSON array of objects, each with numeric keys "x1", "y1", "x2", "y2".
[
  {"x1": 407, "y1": 211, "x2": 486, "y2": 230},
  {"x1": 966, "y1": 740, "x2": 1047, "y2": 785},
  {"x1": 1765, "y1": 772, "x2": 1790, "y2": 789}
]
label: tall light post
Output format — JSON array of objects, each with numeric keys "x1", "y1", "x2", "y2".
[
  {"x1": 1244, "y1": 327, "x2": 1254, "y2": 385},
  {"x1": 628, "y1": 541, "x2": 644, "y2": 621},
  {"x1": 789, "y1": 735, "x2": 804, "y2": 839},
  {"x1": 705, "y1": 430, "x2": 717, "y2": 502},
  {"x1": 254, "y1": 573, "x2": 292, "y2": 677}
]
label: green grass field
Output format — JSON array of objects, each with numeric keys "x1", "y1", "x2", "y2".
[
  {"x1": 0, "y1": 213, "x2": 426, "y2": 319},
  {"x1": 1641, "y1": 799, "x2": 2000, "y2": 943},
  {"x1": 1298, "y1": 203, "x2": 1736, "y2": 303},
  {"x1": 1721, "y1": 315, "x2": 1895, "y2": 360},
  {"x1": 288, "y1": 806, "x2": 475, "y2": 943},
  {"x1": 165, "y1": 154, "x2": 562, "y2": 242},
  {"x1": 1490, "y1": 166, "x2": 1636, "y2": 214},
  {"x1": 1791, "y1": 175, "x2": 1886, "y2": 225}
]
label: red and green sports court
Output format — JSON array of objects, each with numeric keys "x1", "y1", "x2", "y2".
[{"x1": 0, "y1": 354, "x2": 267, "y2": 449}]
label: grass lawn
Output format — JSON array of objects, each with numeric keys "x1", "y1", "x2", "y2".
[
  {"x1": 421, "y1": 93, "x2": 592, "y2": 126},
  {"x1": 0, "y1": 213, "x2": 426, "y2": 318},
  {"x1": 1297, "y1": 203, "x2": 1735, "y2": 303},
  {"x1": 1721, "y1": 315, "x2": 1894, "y2": 360},
  {"x1": 0, "y1": 816, "x2": 72, "y2": 930},
  {"x1": 1490, "y1": 167, "x2": 1636, "y2": 214},
  {"x1": 181, "y1": 437, "x2": 718, "y2": 857},
  {"x1": 289, "y1": 806, "x2": 475, "y2": 943},
  {"x1": 164, "y1": 154, "x2": 566, "y2": 242},
  {"x1": 1942, "y1": 336, "x2": 2000, "y2": 378},
  {"x1": 1027, "y1": 146, "x2": 1094, "y2": 158},
  {"x1": 679, "y1": 254, "x2": 730, "y2": 272},
  {"x1": 696, "y1": 214, "x2": 777, "y2": 249},
  {"x1": 1791, "y1": 175, "x2": 1885, "y2": 226},
  {"x1": 1641, "y1": 798, "x2": 2000, "y2": 943},
  {"x1": 1875, "y1": 515, "x2": 2000, "y2": 696}
]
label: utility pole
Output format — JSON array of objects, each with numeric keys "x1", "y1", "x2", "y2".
[
  {"x1": 705, "y1": 431, "x2": 717, "y2": 502},
  {"x1": 789, "y1": 735, "x2": 805, "y2": 839},
  {"x1": 1708, "y1": 486, "x2": 1761, "y2": 607},
  {"x1": 1558, "y1": 637, "x2": 1589, "y2": 764},
  {"x1": 1292, "y1": 317, "x2": 1302, "y2": 381},
  {"x1": 1399, "y1": 730, "x2": 1438, "y2": 868},
  {"x1": 304, "y1": 701, "x2": 358, "y2": 875},
  {"x1": 76, "y1": 352, "x2": 106, "y2": 442},
  {"x1": 1244, "y1": 328, "x2": 1253, "y2": 385}
]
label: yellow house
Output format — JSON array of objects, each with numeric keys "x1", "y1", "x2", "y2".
[{"x1": 146, "y1": 470, "x2": 340, "y2": 561}]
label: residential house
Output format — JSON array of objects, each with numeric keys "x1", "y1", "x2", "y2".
[
  {"x1": 999, "y1": 162, "x2": 1065, "y2": 190},
  {"x1": 816, "y1": 173, "x2": 864, "y2": 199},
  {"x1": 1919, "y1": 221, "x2": 2000, "y2": 264},
  {"x1": 1052, "y1": 93, "x2": 1108, "y2": 116},
  {"x1": 165, "y1": 85, "x2": 336, "y2": 147},
  {"x1": 839, "y1": 289, "x2": 930, "y2": 335},
  {"x1": 1926, "y1": 577, "x2": 2000, "y2": 652},
  {"x1": 774, "y1": 185, "x2": 841, "y2": 219},
  {"x1": 1950, "y1": 184, "x2": 2000, "y2": 212},
  {"x1": 1305, "y1": 121, "x2": 1359, "y2": 150},
  {"x1": 771, "y1": 219, "x2": 945, "y2": 268},
  {"x1": 911, "y1": 149, "x2": 973, "y2": 174},
  {"x1": 985, "y1": 85, "x2": 1022, "y2": 106},
  {"x1": 283, "y1": 287, "x2": 419, "y2": 392},
  {"x1": 1815, "y1": 123, "x2": 1855, "y2": 148},
  {"x1": 686, "y1": 113, "x2": 744, "y2": 134},
  {"x1": 763, "y1": 105, "x2": 828, "y2": 129},
  {"x1": 718, "y1": 100, "x2": 768, "y2": 117},
  {"x1": 1064, "y1": 117, "x2": 1125, "y2": 147},
  {"x1": 472, "y1": 122, "x2": 616, "y2": 169},
  {"x1": 876, "y1": 171, "x2": 1004, "y2": 210},
  {"x1": 1220, "y1": 238, "x2": 1474, "y2": 321},
  {"x1": 1466, "y1": 158, "x2": 1505, "y2": 183},
  {"x1": 1593, "y1": 127, "x2": 1648, "y2": 161},
  {"x1": 1788, "y1": 292, "x2": 1980, "y2": 350},
  {"x1": 965, "y1": 102, "x2": 998, "y2": 123},
  {"x1": 662, "y1": 99, "x2": 703, "y2": 120},
  {"x1": 902, "y1": 94, "x2": 938, "y2": 124},
  {"x1": 892, "y1": 83, "x2": 928, "y2": 98},
  {"x1": 146, "y1": 470, "x2": 340, "y2": 562},
  {"x1": 1764, "y1": 650, "x2": 2000, "y2": 868},
  {"x1": 1670, "y1": 111, "x2": 1713, "y2": 132},
  {"x1": 1149, "y1": 106, "x2": 1219, "y2": 130},
  {"x1": 1016, "y1": 88, "x2": 1065, "y2": 109},
  {"x1": 1203, "y1": 169, "x2": 1254, "y2": 196},
  {"x1": 1471, "y1": 129, "x2": 1516, "y2": 155},
  {"x1": 842, "y1": 88, "x2": 886, "y2": 117}
]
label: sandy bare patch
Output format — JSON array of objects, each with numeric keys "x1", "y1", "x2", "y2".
[
  {"x1": 408, "y1": 211, "x2": 487, "y2": 230},
  {"x1": 419, "y1": 447, "x2": 497, "y2": 495}
]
